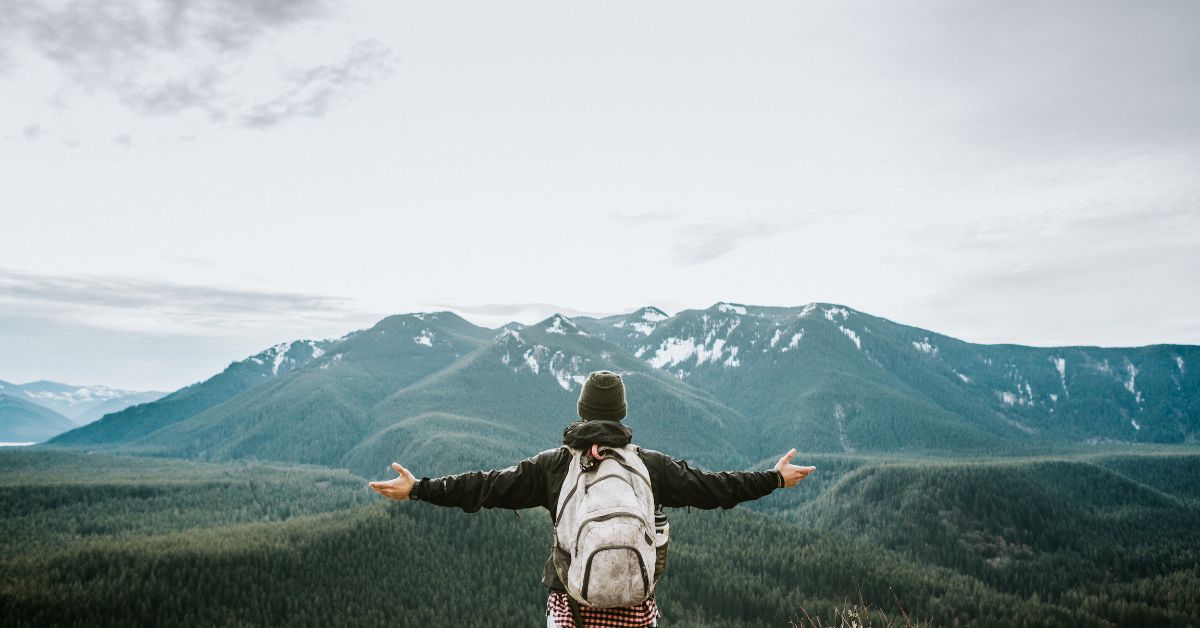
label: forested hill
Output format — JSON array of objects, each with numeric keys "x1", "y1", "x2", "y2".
[
  {"x1": 44, "y1": 303, "x2": 1200, "y2": 474},
  {"x1": 5, "y1": 449, "x2": 1197, "y2": 627}
]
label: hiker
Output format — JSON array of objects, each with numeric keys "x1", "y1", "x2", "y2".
[{"x1": 369, "y1": 370, "x2": 815, "y2": 627}]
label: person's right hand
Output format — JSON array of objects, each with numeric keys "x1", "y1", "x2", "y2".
[
  {"x1": 368, "y1": 462, "x2": 416, "y2": 500},
  {"x1": 774, "y1": 448, "x2": 816, "y2": 488}
]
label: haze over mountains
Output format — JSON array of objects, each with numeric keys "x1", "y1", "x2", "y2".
[
  {"x1": 0, "y1": 380, "x2": 164, "y2": 442},
  {"x1": 43, "y1": 302, "x2": 1198, "y2": 475}
]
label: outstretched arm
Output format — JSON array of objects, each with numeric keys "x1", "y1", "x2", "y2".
[
  {"x1": 645, "y1": 447, "x2": 815, "y2": 509},
  {"x1": 367, "y1": 450, "x2": 556, "y2": 513}
]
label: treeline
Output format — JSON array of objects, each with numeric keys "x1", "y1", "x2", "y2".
[
  {"x1": 3, "y1": 451, "x2": 1199, "y2": 627},
  {"x1": 798, "y1": 454, "x2": 1200, "y2": 625}
]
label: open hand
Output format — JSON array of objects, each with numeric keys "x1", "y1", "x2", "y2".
[
  {"x1": 774, "y1": 448, "x2": 816, "y2": 488},
  {"x1": 368, "y1": 462, "x2": 416, "y2": 500}
]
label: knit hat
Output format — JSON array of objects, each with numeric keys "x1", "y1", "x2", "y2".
[{"x1": 577, "y1": 370, "x2": 627, "y2": 421}]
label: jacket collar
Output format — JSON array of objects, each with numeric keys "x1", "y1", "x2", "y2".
[{"x1": 562, "y1": 419, "x2": 631, "y2": 449}]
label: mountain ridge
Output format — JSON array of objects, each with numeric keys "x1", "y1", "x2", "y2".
[
  {"x1": 42, "y1": 301, "x2": 1198, "y2": 473},
  {"x1": 0, "y1": 394, "x2": 77, "y2": 442}
]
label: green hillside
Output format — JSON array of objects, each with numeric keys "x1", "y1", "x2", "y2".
[
  {"x1": 796, "y1": 453, "x2": 1200, "y2": 625},
  {"x1": 121, "y1": 312, "x2": 495, "y2": 467},
  {"x1": 48, "y1": 338, "x2": 335, "y2": 447},
  {"x1": 355, "y1": 314, "x2": 757, "y2": 476},
  {"x1": 9, "y1": 450, "x2": 1189, "y2": 627}
]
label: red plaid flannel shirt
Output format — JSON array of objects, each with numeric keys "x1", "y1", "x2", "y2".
[{"x1": 545, "y1": 592, "x2": 660, "y2": 627}]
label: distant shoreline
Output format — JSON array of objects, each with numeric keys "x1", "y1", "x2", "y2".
[{"x1": 0, "y1": 442, "x2": 36, "y2": 447}]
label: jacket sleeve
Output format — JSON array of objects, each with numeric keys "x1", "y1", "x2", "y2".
[
  {"x1": 641, "y1": 448, "x2": 779, "y2": 509},
  {"x1": 414, "y1": 449, "x2": 554, "y2": 512}
]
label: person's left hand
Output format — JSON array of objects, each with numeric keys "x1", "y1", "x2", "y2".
[
  {"x1": 368, "y1": 462, "x2": 416, "y2": 500},
  {"x1": 774, "y1": 448, "x2": 816, "y2": 488}
]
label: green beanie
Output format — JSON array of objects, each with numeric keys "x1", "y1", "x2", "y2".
[{"x1": 577, "y1": 370, "x2": 627, "y2": 421}]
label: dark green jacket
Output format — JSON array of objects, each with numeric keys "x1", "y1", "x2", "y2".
[{"x1": 412, "y1": 446, "x2": 780, "y2": 591}]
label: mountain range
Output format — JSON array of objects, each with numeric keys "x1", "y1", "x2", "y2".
[
  {"x1": 44, "y1": 302, "x2": 1199, "y2": 475},
  {"x1": 0, "y1": 380, "x2": 165, "y2": 441},
  {"x1": 0, "y1": 395, "x2": 77, "y2": 442}
]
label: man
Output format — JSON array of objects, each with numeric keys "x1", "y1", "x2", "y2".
[{"x1": 369, "y1": 370, "x2": 815, "y2": 627}]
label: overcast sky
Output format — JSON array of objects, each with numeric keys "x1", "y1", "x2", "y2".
[{"x1": 2, "y1": 0, "x2": 1198, "y2": 391}]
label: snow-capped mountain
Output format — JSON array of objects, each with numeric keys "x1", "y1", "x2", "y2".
[
  {"x1": 573, "y1": 306, "x2": 671, "y2": 348},
  {"x1": 43, "y1": 303, "x2": 1199, "y2": 473},
  {"x1": 577, "y1": 302, "x2": 1200, "y2": 452},
  {"x1": 0, "y1": 380, "x2": 166, "y2": 425},
  {"x1": 46, "y1": 336, "x2": 342, "y2": 447}
]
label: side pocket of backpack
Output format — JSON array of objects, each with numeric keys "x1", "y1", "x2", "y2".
[
  {"x1": 552, "y1": 537, "x2": 572, "y2": 586},
  {"x1": 653, "y1": 541, "x2": 668, "y2": 583}
]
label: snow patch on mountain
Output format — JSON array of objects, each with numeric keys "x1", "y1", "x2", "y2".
[
  {"x1": 269, "y1": 343, "x2": 290, "y2": 375},
  {"x1": 319, "y1": 354, "x2": 343, "y2": 370},
  {"x1": 497, "y1": 329, "x2": 524, "y2": 344},
  {"x1": 1054, "y1": 357, "x2": 1068, "y2": 397},
  {"x1": 630, "y1": 322, "x2": 656, "y2": 335},
  {"x1": 702, "y1": 339, "x2": 729, "y2": 365},
  {"x1": 999, "y1": 380, "x2": 1035, "y2": 407},
  {"x1": 716, "y1": 302, "x2": 747, "y2": 315},
  {"x1": 799, "y1": 303, "x2": 817, "y2": 318},
  {"x1": 1124, "y1": 360, "x2": 1143, "y2": 404},
  {"x1": 523, "y1": 346, "x2": 548, "y2": 375},
  {"x1": 646, "y1": 331, "x2": 736, "y2": 370},
  {"x1": 839, "y1": 326, "x2": 861, "y2": 350},
  {"x1": 1175, "y1": 355, "x2": 1185, "y2": 374},
  {"x1": 834, "y1": 403, "x2": 855, "y2": 453},
  {"x1": 824, "y1": 306, "x2": 850, "y2": 321},
  {"x1": 780, "y1": 330, "x2": 805, "y2": 353},
  {"x1": 549, "y1": 352, "x2": 587, "y2": 390},
  {"x1": 955, "y1": 371, "x2": 971, "y2": 384},
  {"x1": 640, "y1": 308, "x2": 668, "y2": 322},
  {"x1": 912, "y1": 338, "x2": 937, "y2": 356},
  {"x1": 413, "y1": 330, "x2": 434, "y2": 346},
  {"x1": 545, "y1": 316, "x2": 570, "y2": 335},
  {"x1": 768, "y1": 328, "x2": 783, "y2": 349},
  {"x1": 307, "y1": 341, "x2": 325, "y2": 359},
  {"x1": 723, "y1": 346, "x2": 741, "y2": 368},
  {"x1": 506, "y1": 342, "x2": 588, "y2": 389},
  {"x1": 647, "y1": 337, "x2": 697, "y2": 369}
]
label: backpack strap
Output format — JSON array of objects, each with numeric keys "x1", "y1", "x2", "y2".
[{"x1": 567, "y1": 594, "x2": 585, "y2": 628}]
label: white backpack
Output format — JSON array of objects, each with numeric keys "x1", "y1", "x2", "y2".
[{"x1": 552, "y1": 443, "x2": 657, "y2": 608}]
